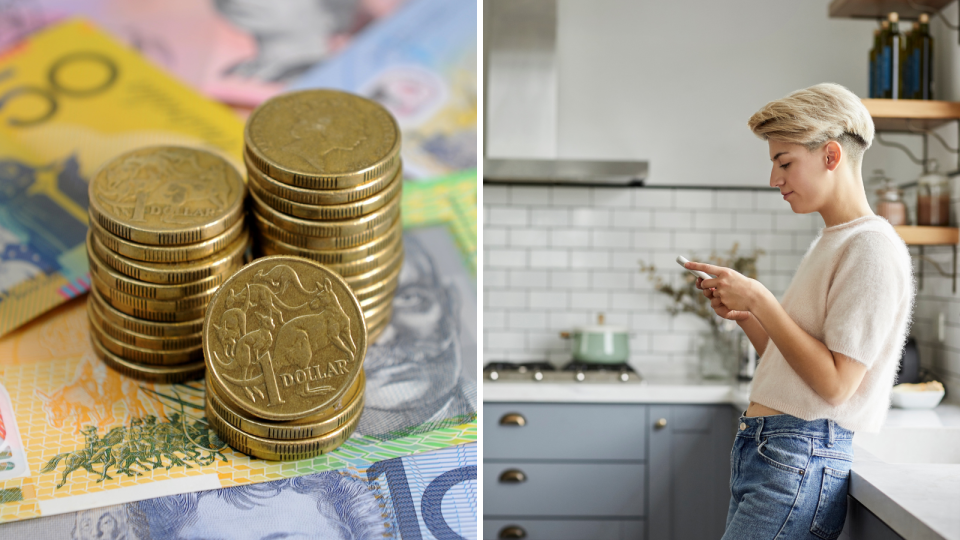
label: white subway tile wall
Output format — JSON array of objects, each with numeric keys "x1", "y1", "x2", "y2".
[
  {"x1": 483, "y1": 185, "x2": 824, "y2": 377},
  {"x1": 899, "y1": 185, "x2": 960, "y2": 401}
]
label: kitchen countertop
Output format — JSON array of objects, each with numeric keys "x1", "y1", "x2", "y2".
[
  {"x1": 849, "y1": 404, "x2": 960, "y2": 540},
  {"x1": 483, "y1": 375, "x2": 753, "y2": 411},
  {"x1": 483, "y1": 378, "x2": 959, "y2": 540}
]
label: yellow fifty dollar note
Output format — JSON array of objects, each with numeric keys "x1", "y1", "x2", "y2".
[{"x1": 0, "y1": 19, "x2": 244, "y2": 337}]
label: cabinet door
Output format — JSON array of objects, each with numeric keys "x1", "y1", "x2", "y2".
[
  {"x1": 484, "y1": 403, "x2": 646, "y2": 461},
  {"x1": 648, "y1": 405, "x2": 736, "y2": 540},
  {"x1": 837, "y1": 496, "x2": 906, "y2": 540},
  {"x1": 484, "y1": 462, "x2": 645, "y2": 517},
  {"x1": 484, "y1": 519, "x2": 645, "y2": 540}
]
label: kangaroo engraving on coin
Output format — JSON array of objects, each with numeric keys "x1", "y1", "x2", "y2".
[
  {"x1": 204, "y1": 256, "x2": 367, "y2": 421},
  {"x1": 89, "y1": 146, "x2": 245, "y2": 244}
]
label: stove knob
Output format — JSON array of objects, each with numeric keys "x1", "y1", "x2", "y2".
[
  {"x1": 518, "y1": 366, "x2": 528, "y2": 374},
  {"x1": 620, "y1": 372, "x2": 630, "y2": 382},
  {"x1": 489, "y1": 371, "x2": 499, "y2": 381},
  {"x1": 534, "y1": 371, "x2": 543, "y2": 381},
  {"x1": 575, "y1": 371, "x2": 585, "y2": 382}
]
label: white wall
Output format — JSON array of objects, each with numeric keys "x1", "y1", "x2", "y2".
[{"x1": 551, "y1": 0, "x2": 875, "y2": 186}]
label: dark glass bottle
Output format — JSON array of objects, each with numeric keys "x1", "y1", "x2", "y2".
[
  {"x1": 869, "y1": 28, "x2": 880, "y2": 98},
  {"x1": 904, "y1": 20, "x2": 916, "y2": 99},
  {"x1": 880, "y1": 13, "x2": 903, "y2": 99},
  {"x1": 913, "y1": 13, "x2": 934, "y2": 100},
  {"x1": 877, "y1": 20, "x2": 890, "y2": 98}
]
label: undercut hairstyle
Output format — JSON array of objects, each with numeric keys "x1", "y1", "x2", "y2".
[{"x1": 747, "y1": 83, "x2": 874, "y2": 166}]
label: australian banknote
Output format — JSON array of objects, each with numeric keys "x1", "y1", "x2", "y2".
[
  {"x1": 0, "y1": 172, "x2": 477, "y2": 523},
  {"x1": 0, "y1": 19, "x2": 245, "y2": 337},
  {"x1": 290, "y1": 0, "x2": 478, "y2": 179},
  {"x1": 0, "y1": 443, "x2": 477, "y2": 539},
  {"x1": 0, "y1": 0, "x2": 408, "y2": 106}
]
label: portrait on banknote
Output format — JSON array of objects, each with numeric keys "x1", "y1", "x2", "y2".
[
  {"x1": 359, "y1": 227, "x2": 477, "y2": 440},
  {"x1": 133, "y1": 472, "x2": 383, "y2": 539},
  {"x1": 213, "y1": 0, "x2": 388, "y2": 83}
]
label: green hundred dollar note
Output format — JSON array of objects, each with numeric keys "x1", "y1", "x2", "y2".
[{"x1": 0, "y1": 19, "x2": 245, "y2": 337}]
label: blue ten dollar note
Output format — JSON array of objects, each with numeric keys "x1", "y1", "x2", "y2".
[{"x1": 0, "y1": 443, "x2": 477, "y2": 540}]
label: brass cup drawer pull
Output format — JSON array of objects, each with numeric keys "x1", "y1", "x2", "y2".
[
  {"x1": 499, "y1": 525, "x2": 527, "y2": 538},
  {"x1": 499, "y1": 412, "x2": 526, "y2": 427},
  {"x1": 499, "y1": 469, "x2": 527, "y2": 483}
]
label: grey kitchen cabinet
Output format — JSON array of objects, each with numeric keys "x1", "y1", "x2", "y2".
[
  {"x1": 483, "y1": 402, "x2": 736, "y2": 540},
  {"x1": 483, "y1": 519, "x2": 645, "y2": 540},
  {"x1": 837, "y1": 496, "x2": 906, "y2": 540},
  {"x1": 648, "y1": 405, "x2": 737, "y2": 540}
]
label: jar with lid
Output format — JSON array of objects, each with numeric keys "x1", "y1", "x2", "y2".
[
  {"x1": 873, "y1": 171, "x2": 908, "y2": 225},
  {"x1": 917, "y1": 160, "x2": 950, "y2": 226}
]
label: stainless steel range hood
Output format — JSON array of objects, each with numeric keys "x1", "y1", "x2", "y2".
[
  {"x1": 483, "y1": 2, "x2": 648, "y2": 187},
  {"x1": 484, "y1": 158, "x2": 647, "y2": 186}
]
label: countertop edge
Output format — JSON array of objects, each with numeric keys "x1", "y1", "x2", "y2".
[
  {"x1": 850, "y1": 462, "x2": 957, "y2": 540},
  {"x1": 483, "y1": 382, "x2": 752, "y2": 410}
]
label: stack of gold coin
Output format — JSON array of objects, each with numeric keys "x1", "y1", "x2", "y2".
[
  {"x1": 85, "y1": 146, "x2": 248, "y2": 383},
  {"x1": 243, "y1": 89, "x2": 403, "y2": 342},
  {"x1": 203, "y1": 256, "x2": 367, "y2": 461}
]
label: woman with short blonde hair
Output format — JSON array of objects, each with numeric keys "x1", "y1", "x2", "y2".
[{"x1": 684, "y1": 83, "x2": 915, "y2": 539}]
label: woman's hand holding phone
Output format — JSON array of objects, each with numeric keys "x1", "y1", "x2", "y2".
[{"x1": 677, "y1": 256, "x2": 760, "y2": 322}]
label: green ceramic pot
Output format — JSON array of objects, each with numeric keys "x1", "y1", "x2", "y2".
[{"x1": 566, "y1": 324, "x2": 630, "y2": 364}]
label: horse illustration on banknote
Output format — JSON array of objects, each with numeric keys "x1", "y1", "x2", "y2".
[
  {"x1": 34, "y1": 351, "x2": 164, "y2": 434},
  {"x1": 41, "y1": 412, "x2": 227, "y2": 489}
]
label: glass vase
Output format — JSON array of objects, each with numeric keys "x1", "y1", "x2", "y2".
[{"x1": 696, "y1": 325, "x2": 738, "y2": 380}]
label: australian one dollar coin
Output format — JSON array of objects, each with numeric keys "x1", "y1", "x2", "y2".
[
  {"x1": 88, "y1": 146, "x2": 245, "y2": 245},
  {"x1": 204, "y1": 256, "x2": 367, "y2": 421}
]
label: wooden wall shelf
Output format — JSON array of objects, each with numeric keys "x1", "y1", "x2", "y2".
[
  {"x1": 862, "y1": 99, "x2": 960, "y2": 132},
  {"x1": 829, "y1": 0, "x2": 953, "y2": 20},
  {"x1": 893, "y1": 226, "x2": 959, "y2": 292},
  {"x1": 893, "y1": 225, "x2": 959, "y2": 245}
]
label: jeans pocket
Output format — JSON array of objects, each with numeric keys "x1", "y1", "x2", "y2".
[
  {"x1": 757, "y1": 435, "x2": 808, "y2": 475},
  {"x1": 810, "y1": 467, "x2": 850, "y2": 540}
]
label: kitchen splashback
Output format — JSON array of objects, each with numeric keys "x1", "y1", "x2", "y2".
[{"x1": 483, "y1": 185, "x2": 825, "y2": 377}]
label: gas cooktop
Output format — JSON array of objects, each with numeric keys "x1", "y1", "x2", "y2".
[{"x1": 483, "y1": 361, "x2": 645, "y2": 384}]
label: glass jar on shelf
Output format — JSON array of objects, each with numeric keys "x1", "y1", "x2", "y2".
[
  {"x1": 917, "y1": 160, "x2": 950, "y2": 226},
  {"x1": 875, "y1": 179, "x2": 908, "y2": 226}
]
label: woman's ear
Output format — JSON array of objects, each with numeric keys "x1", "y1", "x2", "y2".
[{"x1": 824, "y1": 141, "x2": 842, "y2": 172}]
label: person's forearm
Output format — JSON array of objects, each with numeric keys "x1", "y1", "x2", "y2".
[
  {"x1": 736, "y1": 312, "x2": 770, "y2": 357},
  {"x1": 749, "y1": 289, "x2": 843, "y2": 403}
]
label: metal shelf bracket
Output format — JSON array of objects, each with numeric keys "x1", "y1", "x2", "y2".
[{"x1": 914, "y1": 244, "x2": 958, "y2": 293}]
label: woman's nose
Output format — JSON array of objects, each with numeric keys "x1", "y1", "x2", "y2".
[{"x1": 769, "y1": 170, "x2": 783, "y2": 188}]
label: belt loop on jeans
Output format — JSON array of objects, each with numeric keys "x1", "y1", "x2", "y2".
[
  {"x1": 755, "y1": 417, "x2": 764, "y2": 444},
  {"x1": 827, "y1": 419, "x2": 835, "y2": 447}
]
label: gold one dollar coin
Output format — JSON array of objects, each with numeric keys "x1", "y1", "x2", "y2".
[
  {"x1": 204, "y1": 256, "x2": 367, "y2": 421},
  {"x1": 244, "y1": 89, "x2": 401, "y2": 189},
  {"x1": 88, "y1": 146, "x2": 246, "y2": 245},
  {"x1": 206, "y1": 395, "x2": 362, "y2": 461},
  {"x1": 206, "y1": 370, "x2": 365, "y2": 440}
]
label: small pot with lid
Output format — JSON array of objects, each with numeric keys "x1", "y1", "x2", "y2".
[{"x1": 560, "y1": 313, "x2": 630, "y2": 364}]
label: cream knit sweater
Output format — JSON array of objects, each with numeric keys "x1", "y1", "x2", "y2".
[{"x1": 748, "y1": 215, "x2": 915, "y2": 433}]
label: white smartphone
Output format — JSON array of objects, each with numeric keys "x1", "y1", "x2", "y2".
[{"x1": 676, "y1": 255, "x2": 713, "y2": 280}]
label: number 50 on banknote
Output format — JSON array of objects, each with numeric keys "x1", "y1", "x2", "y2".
[{"x1": 0, "y1": 19, "x2": 245, "y2": 337}]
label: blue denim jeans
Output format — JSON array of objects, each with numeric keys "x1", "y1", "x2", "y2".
[{"x1": 721, "y1": 413, "x2": 855, "y2": 540}]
